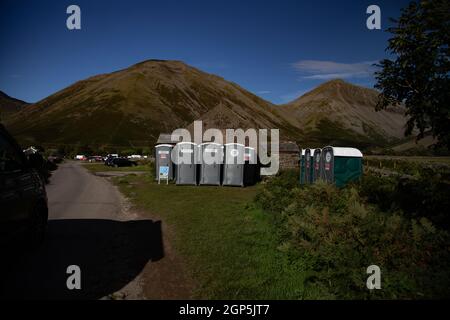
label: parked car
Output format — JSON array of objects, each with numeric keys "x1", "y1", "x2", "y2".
[
  {"x1": 75, "y1": 155, "x2": 87, "y2": 161},
  {"x1": 104, "y1": 155, "x2": 118, "y2": 166},
  {"x1": 104, "y1": 154, "x2": 118, "y2": 161},
  {"x1": 109, "y1": 157, "x2": 138, "y2": 167},
  {"x1": 128, "y1": 154, "x2": 143, "y2": 160},
  {"x1": 0, "y1": 124, "x2": 48, "y2": 248},
  {"x1": 88, "y1": 156, "x2": 103, "y2": 163},
  {"x1": 47, "y1": 155, "x2": 63, "y2": 164}
]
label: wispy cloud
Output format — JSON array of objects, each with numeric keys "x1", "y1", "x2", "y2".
[
  {"x1": 292, "y1": 60, "x2": 377, "y2": 80},
  {"x1": 256, "y1": 90, "x2": 271, "y2": 95}
]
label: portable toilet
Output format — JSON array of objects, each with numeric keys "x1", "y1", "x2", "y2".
[
  {"x1": 155, "y1": 144, "x2": 174, "y2": 181},
  {"x1": 312, "y1": 148, "x2": 322, "y2": 183},
  {"x1": 244, "y1": 146, "x2": 258, "y2": 186},
  {"x1": 302, "y1": 148, "x2": 312, "y2": 184},
  {"x1": 321, "y1": 146, "x2": 363, "y2": 187},
  {"x1": 173, "y1": 142, "x2": 198, "y2": 185},
  {"x1": 199, "y1": 143, "x2": 223, "y2": 186},
  {"x1": 299, "y1": 149, "x2": 305, "y2": 184},
  {"x1": 222, "y1": 143, "x2": 245, "y2": 187}
]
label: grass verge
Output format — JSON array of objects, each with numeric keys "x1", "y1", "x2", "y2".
[
  {"x1": 112, "y1": 174, "x2": 315, "y2": 299},
  {"x1": 82, "y1": 163, "x2": 151, "y2": 173}
]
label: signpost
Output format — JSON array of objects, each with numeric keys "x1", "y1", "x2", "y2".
[{"x1": 158, "y1": 166, "x2": 169, "y2": 185}]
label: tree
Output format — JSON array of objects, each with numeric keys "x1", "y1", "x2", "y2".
[{"x1": 375, "y1": 0, "x2": 450, "y2": 148}]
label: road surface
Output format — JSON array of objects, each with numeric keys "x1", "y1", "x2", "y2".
[
  {"x1": 0, "y1": 161, "x2": 164, "y2": 299},
  {"x1": 48, "y1": 161, "x2": 125, "y2": 220}
]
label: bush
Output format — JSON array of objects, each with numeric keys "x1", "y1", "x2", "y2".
[
  {"x1": 255, "y1": 169, "x2": 299, "y2": 215},
  {"x1": 359, "y1": 172, "x2": 450, "y2": 230},
  {"x1": 256, "y1": 181, "x2": 450, "y2": 299}
]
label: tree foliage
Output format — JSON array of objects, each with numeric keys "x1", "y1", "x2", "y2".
[{"x1": 375, "y1": 0, "x2": 450, "y2": 148}]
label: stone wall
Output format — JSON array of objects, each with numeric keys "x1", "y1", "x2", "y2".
[{"x1": 279, "y1": 152, "x2": 300, "y2": 169}]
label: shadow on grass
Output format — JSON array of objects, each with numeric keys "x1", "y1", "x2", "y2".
[{"x1": 0, "y1": 219, "x2": 163, "y2": 299}]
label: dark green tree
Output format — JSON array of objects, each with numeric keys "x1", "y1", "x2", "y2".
[{"x1": 375, "y1": 0, "x2": 450, "y2": 148}]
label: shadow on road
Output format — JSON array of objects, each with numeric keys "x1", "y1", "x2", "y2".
[{"x1": 0, "y1": 219, "x2": 164, "y2": 299}]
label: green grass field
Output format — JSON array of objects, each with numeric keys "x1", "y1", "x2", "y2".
[
  {"x1": 82, "y1": 162, "x2": 152, "y2": 173},
  {"x1": 366, "y1": 155, "x2": 450, "y2": 164},
  {"x1": 112, "y1": 174, "x2": 314, "y2": 299}
]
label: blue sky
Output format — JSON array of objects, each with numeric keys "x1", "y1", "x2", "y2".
[{"x1": 0, "y1": 0, "x2": 410, "y2": 104}]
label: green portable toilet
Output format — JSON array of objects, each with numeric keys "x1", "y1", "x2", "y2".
[
  {"x1": 312, "y1": 148, "x2": 322, "y2": 183},
  {"x1": 300, "y1": 149, "x2": 312, "y2": 184},
  {"x1": 299, "y1": 149, "x2": 304, "y2": 184},
  {"x1": 301, "y1": 148, "x2": 312, "y2": 184},
  {"x1": 321, "y1": 146, "x2": 363, "y2": 187}
]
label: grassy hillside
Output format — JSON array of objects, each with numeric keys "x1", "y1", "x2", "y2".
[
  {"x1": 3, "y1": 62, "x2": 411, "y2": 150},
  {"x1": 0, "y1": 90, "x2": 28, "y2": 121},
  {"x1": 280, "y1": 79, "x2": 408, "y2": 148},
  {"x1": 5, "y1": 60, "x2": 298, "y2": 148}
]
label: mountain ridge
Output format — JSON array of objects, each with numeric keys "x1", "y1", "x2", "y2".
[
  {"x1": 3, "y1": 60, "x2": 407, "y2": 150},
  {"x1": 5, "y1": 60, "x2": 298, "y2": 147},
  {"x1": 278, "y1": 79, "x2": 407, "y2": 148},
  {"x1": 0, "y1": 90, "x2": 29, "y2": 119}
]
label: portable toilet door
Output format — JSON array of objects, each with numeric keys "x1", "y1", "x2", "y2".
[
  {"x1": 244, "y1": 147, "x2": 257, "y2": 186},
  {"x1": 321, "y1": 146, "x2": 363, "y2": 187},
  {"x1": 199, "y1": 143, "x2": 223, "y2": 186},
  {"x1": 299, "y1": 149, "x2": 306, "y2": 184},
  {"x1": 303, "y1": 148, "x2": 312, "y2": 184},
  {"x1": 312, "y1": 148, "x2": 322, "y2": 183},
  {"x1": 155, "y1": 144, "x2": 174, "y2": 181},
  {"x1": 174, "y1": 142, "x2": 197, "y2": 185},
  {"x1": 222, "y1": 143, "x2": 245, "y2": 187}
]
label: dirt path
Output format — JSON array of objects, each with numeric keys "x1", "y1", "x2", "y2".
[
  {"x1": 109, "y1": 179, "x2": 195, "y2": 300},
  {"x1": 0, "y1": 161, "x2": 194, "y2": 299}
]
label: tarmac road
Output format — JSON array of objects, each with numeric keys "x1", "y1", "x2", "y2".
[
  {"x1": 47, "y1": 161, "x2": 125, "y2": 220},
  {"x1": 0, "y1": 161, "x2": 163, "y2": 299}
]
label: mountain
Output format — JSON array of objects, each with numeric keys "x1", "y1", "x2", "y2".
[
  {"x1": 5, "y1": 60, "x2": 297, "y2": 148},
  {"x1": 279, "y1": 79, "x2": 407, "y2": 149},
  {"x1": 0, "y1": 91, "x2": 28, "y2": 120},
  {"x1": 4, "y1": 61, "x2": 409, "y2": 150}
]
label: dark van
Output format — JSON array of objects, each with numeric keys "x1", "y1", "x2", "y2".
[{"x1": 0, "y1": 124, "x2": 48, "y2": 248}]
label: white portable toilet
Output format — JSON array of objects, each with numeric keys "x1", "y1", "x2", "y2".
[
  {"x1": 199, "y1": 143, "x2": 223, "y2": 186},
  {"x1": 155, "y1": 144, "x2": 174, "y2": 181},
  {"x1": 173, "y1": 142, "x2": 198, "y2": 185},
  {"x1": 222, "y1": 143, "x2": 245, "y2": 187}
]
